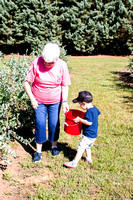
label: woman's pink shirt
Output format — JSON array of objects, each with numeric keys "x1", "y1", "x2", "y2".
[{"x1": 26, "y1": 57, "x2": 71, "y2": 104}]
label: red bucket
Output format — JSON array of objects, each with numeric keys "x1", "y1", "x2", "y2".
[{"x1": 64, "y1": 109, "x2": 85, "y2": 135}]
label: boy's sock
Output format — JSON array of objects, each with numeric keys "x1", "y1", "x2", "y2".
[{"x1": 86, "y1": 157, "x2": 92, "y2": 163}]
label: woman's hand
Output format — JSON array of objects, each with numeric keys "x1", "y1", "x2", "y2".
[
  {"x1": 31, "y1": 98, "x2": 38, "y2": 110},
  {"x1": 63, "y1": 102, "x2": 69, "y2": 113}
]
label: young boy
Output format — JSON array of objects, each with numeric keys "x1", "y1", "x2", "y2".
[{"x1": 64, "y1": 91, "x2": 101, "y2": 168}]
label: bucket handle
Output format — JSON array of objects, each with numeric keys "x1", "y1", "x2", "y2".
[
  {"x1": 64, "y1": 122, "x2": 80, "y2": 126},
  {"x1": 64, "y1": 122, "x2": 68, "y2": 126}
]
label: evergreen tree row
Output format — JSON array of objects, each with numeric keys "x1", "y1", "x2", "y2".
[{"x1": 0, "y1": 0, "x2": 132, "y2": 55}]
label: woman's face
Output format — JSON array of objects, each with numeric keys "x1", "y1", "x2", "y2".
[{"x1": 44, "y1": 61, "x2": 55, "y2": 68}]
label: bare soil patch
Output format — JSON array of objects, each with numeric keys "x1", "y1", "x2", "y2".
[{"x1": 0, "y1": 140, "x2": 53, "y2": 200}]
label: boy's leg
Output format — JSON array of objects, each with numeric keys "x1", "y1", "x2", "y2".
[
  {"x1": 73, "y1": 135, "x2": 90, "y2": 164},
  {"x1": 73, "y1": 151, "x2": 83, "y2": 164},
  {"x1": 85, "y1": 138, "x2": 96, "y2": 163},
  {"x1": 64, "y1": 136, "x2": 86, "y2": 168},
  {"x1": 85, "y1": 148, "x2": 92, "y2": 162}
]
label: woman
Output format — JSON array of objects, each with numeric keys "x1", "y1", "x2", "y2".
[{"x1": 24, "y1": 43, "x2": 71, "y2": 162}]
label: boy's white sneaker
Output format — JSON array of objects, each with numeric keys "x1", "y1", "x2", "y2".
[{"x1": 64, "y1": 160, "x2": 77, "y2": 168}]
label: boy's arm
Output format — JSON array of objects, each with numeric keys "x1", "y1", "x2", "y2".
[{"x1": 73, "y1": 117, "x2": 92, "y2": 126}]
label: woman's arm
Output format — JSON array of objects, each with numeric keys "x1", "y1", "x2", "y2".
[
  {"x1": 24, "y1": 81, "x2": 38, "y2": 109},
  {"x1": 62, "y1": 86, "x2": 69, "y2": 113},
  {"x1": 73, "y1": 117, "x2": 92, "y2": 126}
]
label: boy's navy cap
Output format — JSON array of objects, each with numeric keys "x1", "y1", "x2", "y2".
[{"x1": 73, "y1": 91, "x2": 93, "y2": 103}]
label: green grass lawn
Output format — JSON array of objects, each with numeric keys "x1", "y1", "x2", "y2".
[
  {"x1": 27, "y1": 57, "x2": 132, "y2": 200},
  {"x1": 3, "y1": 56, "x2": 132, "y2": 199}
]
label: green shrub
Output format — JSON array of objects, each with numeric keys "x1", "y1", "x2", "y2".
[
  {"x1": 127, "y1": 56, "x2": 133, "y2": 71},
  {"x1": 0, "y1": 55, "x2": 35, "y2": 143},
  {"x1": 0, "y1": 133, "x2": 16, "y2": 164}
]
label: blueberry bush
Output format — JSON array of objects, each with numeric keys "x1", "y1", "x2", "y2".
[{"x1": 0, "y1": 55, "x2": 35, "y2": 162}]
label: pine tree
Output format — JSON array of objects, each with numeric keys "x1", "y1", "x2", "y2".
[
  {"x1": 0, "y1": 0, "x2": 132, "y2": 55},
  {"x1": 0, "y1": 0, "x2": 62, "y2": 54},
  {"x1": 59, "y1": 0, "x2": 132, "y2": 55},
  {"x1": 0, "y1": 0, "x2": 18, "y2": 50}
]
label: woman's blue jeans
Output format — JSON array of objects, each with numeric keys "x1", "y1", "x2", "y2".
[{"x1": 34, "y1": 102, "x2": 61, "y2": 143}]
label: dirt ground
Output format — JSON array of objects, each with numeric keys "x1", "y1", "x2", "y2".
[
  {"x1": 0, "y1": 55, "x2": 132, "y2": 200},
  {"x1": 0, "y1": 140, "x2": 54, "y2": 200}
]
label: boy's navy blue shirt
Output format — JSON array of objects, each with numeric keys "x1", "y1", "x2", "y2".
[{"x1": 83, "y1": 106, "x2": 101, "y2": 138}]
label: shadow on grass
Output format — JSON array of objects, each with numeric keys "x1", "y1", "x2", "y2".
[
  {"x1": 13, "y1": 126, "x2": 86, "y2": 161},
  {"x1": 111, "y1": 71, "x2": 133, "y2": 112},
  {"x1": 13, "y1": 128, "x2": 78, "y2": 161},
  {"x1": 12, "y1": 127, "x2": 35, "y2": 157},
  {"x1": 18, "y1": 140, "x2": 77, "y2": 161},
  {"x1": 58, "y1": 142, "x2": 77, "y2": 160},
  {"x1": 111, "y1": 71, "x2": 133, "y2": 90}
]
